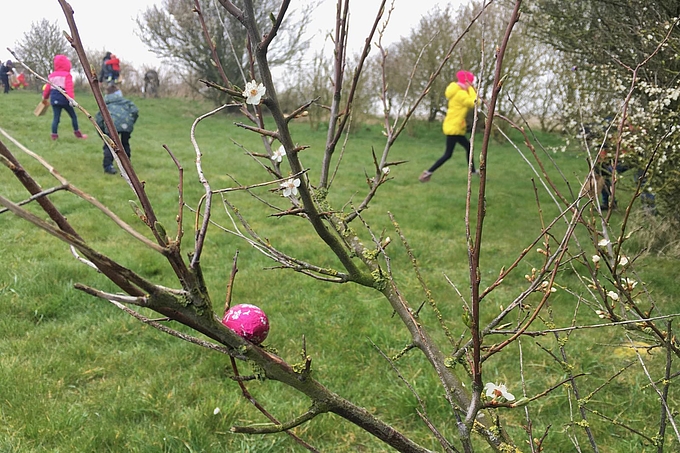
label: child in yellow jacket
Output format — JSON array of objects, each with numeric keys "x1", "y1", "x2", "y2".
[{"x1": 420, "y1": 70, "x2": 477, "y2": 182}]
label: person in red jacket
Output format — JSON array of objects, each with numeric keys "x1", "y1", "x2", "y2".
[
  {"x1": 42, "y1": 54, "x2": 87, "y2": 140},
  {"x1": 105, "y1": 54, "x2": 120, "y2": 84},
  {"x1": 11, "y1": 72, "x2": 28, "y2": 89}
]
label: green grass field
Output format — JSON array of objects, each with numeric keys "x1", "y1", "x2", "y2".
[{"x1": 1, "y1": 88, "x2": 678, "y2": 452}]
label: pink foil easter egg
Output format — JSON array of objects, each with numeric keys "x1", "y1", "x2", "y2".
[{"x1": 221, "y1": 304, "x2": 270, "y2": 345}]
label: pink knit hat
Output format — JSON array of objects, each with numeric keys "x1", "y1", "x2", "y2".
[{"x1": 456, "y1": 70, "x2": 475, "y2": 84}]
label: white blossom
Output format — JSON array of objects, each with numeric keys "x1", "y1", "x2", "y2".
[
  {"x1": 271, "y1": 145, "x2": 286, "y2": 163},
  {"x1": 243, "y1": 80, "x2": 266, "y2": 105},
  {"x1": 607, "y1": 290, "x2": 620, "y2": 301},
  {"x1": 280, "y1": 178, "x2": 301, "y2": 197},
  {"x1": 484, "y1": 382, "x2": 515, "y2": 401},
  {"x1": 598, "y1": 238, "x2": 611, "y2": 247},
  {"x1": 213, "y1": 407, "x2": 221, "y2": 415},
  {"x1": 592, "y1": 255, "x2": 601, "y2": 264},
  {"x1": 623, "y1": 278, "x2": 638, "y2": 291}
]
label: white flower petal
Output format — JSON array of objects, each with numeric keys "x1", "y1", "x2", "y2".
[
  {"x1": 484, "y1": 382, "x2": 496, "y2": 398},
  {"x1": 623, "y1": 278, "x2": 638, "y2": 290},
  {"x1": 271, "y1": 145, "x2": 286, "y2": 163},
  {"x1": 484, "y1": 382, "x2": 515, "y2": 401},
  {"x1": 280, "y1": 178, "x2": 301, "y2": 198},
  {"x1": 243, "y1": 80, "x2": 266, "y2": 105}
]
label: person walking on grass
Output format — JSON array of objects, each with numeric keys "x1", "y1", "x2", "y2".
[
  {"x1": 42, "y1": 54, "x2": 88, "y2": 140},
  {"x1": 95, "y1": 84, "x2": 139, "y2": 175},
  {"x1": 1, "y1": 60, "x2": 14, "y2": 94},
  {"x1": 419, "y1": 70, "x2": 477, "y2": 183},
  {"x1": 99, "y1": 51, "x2": 112, "y2": 83},
  {"x1": 105, "y1": 54, "x2": 121, "y2": 84}
]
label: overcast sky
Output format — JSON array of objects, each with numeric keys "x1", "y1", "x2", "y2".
[{"x1": 1, "y1": 0, "x2": 464, "y2": 71}]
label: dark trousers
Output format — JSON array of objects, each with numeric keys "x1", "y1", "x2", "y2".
[
  {"x1": 600, "y1": 163, "x2": 655, "y2": 211},
  {"x1": 103, "y1": 131, "x2": 131, "y2": 169},
  {"x1": 51, "y1": 104, "x2": 80, "y2": 134},
  {"x1": 1, "y1": 74, "x2": 9, "y2": 93},
  {"x1": 428, "y1": 134, "x2": 475, "y2": 173}
]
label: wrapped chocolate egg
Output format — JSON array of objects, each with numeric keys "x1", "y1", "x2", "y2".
[{"x1": 221, "y1": 304, "x2": 269, "y2": 345}]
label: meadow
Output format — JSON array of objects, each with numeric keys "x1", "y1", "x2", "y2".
[{"x1": 1, "y1": 88, "x2": 678, "y2": 452}]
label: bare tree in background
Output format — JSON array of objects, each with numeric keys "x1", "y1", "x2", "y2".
[
  {"x1": 136, "y1": 0, "x2": 313, "y2": 104},
  {"x1": 378, "y1": 1, "x2": 549, "y2": 126},
  {"x1": 14, "y1": 19, "x2": 78, "y2": 91}
]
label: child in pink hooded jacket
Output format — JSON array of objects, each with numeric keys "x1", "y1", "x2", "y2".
[{"x1": 42, "y1": 54, "x2": 87, "y2": 140}]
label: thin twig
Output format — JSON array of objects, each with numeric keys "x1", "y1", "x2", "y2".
[
  {"x1": 628, "y1": 333, "x2": 680, "y2": 444},
  {"x1": 487, "y1": 313, "x2": 680, "y2": 336},
  {"x1": 190, "y1": 103, "x2": 233, "y2": 268},
  {"x1": 224, "y1": 251, "x2": 239, "y2": 312},
  {"x1": 228, "y1": 357, "x2": 321, "y2": 451},
  {"x1": 369, "y1": 338, "x2": 457, "y2": 453},
  {"x1": 657, "y1": 320, "x2": 673, "y2": 453}
]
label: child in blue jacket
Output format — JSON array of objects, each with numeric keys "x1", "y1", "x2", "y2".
[{"x1": 95, "y1": 85, "x2": 139, "y2": 174}]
